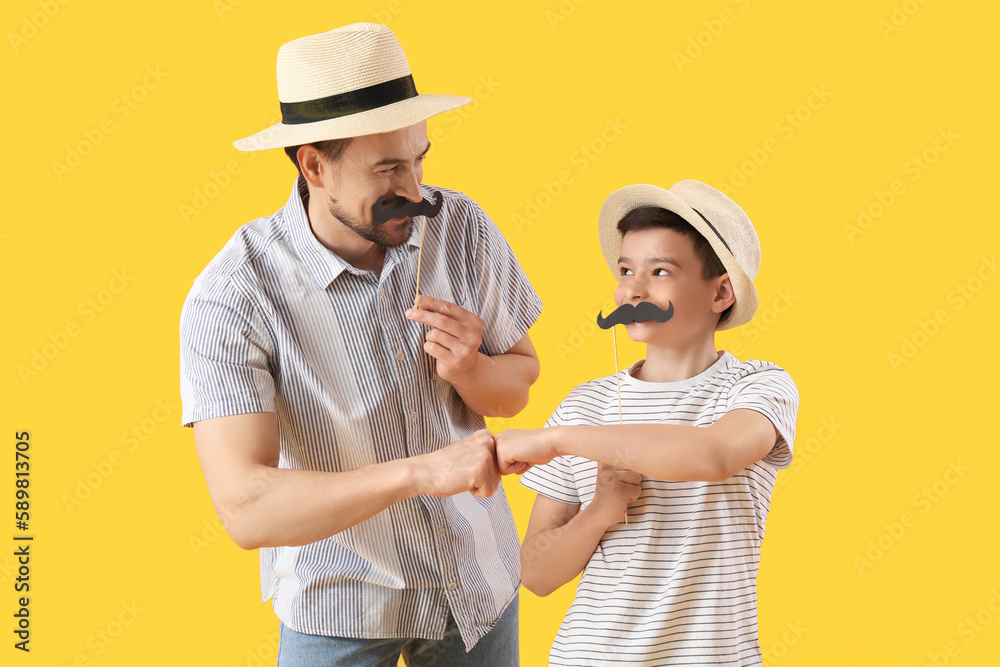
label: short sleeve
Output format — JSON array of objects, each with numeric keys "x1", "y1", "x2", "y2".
[
  {"x1": 465, "y1": 200, "x2": 543, "y2": 355},
  {"x1": 179, "y1": 271, "x2": 276, "y2": 428},
  {"x1": 520, "y1": 402, "x2": 581, "y2": 505},
  {"x1": 727, "y1": 363, "x2": 799, "y2": 469}
]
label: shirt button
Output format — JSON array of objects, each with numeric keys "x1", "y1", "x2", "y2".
[
  {"x1": 446, "y1": 582, "x2": 458, "y2": 591},
  {"x1": 409, "y1": 411, "x2": 418, "y2": 422},
  {"x1": 396, "y1": 350, "x2": 404, "y2": 362},
  {"x1": 438, "y1": 527, "x2": 447, "y2": 537}
]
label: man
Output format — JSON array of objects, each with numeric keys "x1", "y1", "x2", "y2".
[{"x1": 179, "y1": 23, "x2": 541, "y2": 666}]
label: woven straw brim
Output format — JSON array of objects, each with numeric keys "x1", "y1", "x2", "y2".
[
  {"x1": 597, "y1": 184, "x2": 758, "y2": 331},
  {"x1": 232, "y1": 93, "x2": 470, "y2": 151}
]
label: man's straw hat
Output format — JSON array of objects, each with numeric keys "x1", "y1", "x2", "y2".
[{"x1": 233, "y1": 23, "x2": 470, "y2": 151}]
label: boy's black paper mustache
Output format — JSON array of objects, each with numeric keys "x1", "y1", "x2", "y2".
[
  {"x1": 596, "y1": 301, "x2": 675, "y2": 329},
  {"x1": 372, "y1": 190, "x2": 443, "y2": 224}
]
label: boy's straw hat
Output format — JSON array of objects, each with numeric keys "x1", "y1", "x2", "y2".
[
  {"x1": 598, "y1": 180, "x2": 761, "y2": 330},
  {"x1": 233, "y1": 23, "x2": 470, "y2": 151}
]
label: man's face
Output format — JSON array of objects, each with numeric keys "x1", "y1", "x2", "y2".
[
  {"x1": 614, "y1": 227, "x2": 726, "y2": 345},
  {"x1": 320, "y1": 121, "x2": 430, "y2": 249}
]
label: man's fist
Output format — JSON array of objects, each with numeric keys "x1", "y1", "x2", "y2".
[{"x1": 412, "y1": 429, "x2": 500, "y2": 498}]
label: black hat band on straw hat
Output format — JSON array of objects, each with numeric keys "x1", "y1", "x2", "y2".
[{"x1": 280, "y1": 75, "x2": 418, "y2": 125}]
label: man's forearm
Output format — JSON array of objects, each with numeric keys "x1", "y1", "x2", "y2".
[
  {"x1": 219, "y1": 459, "x2": 418, "y2": 549},
  {"x1": 450, "y1": 352, "x2": 539, "y2": 418}
]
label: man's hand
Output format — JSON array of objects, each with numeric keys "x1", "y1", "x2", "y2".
[
  {"x1": 411, "y1": 429, "x2": 500, "y2": 498},
  {"x1": 405, "y1": 295, "x2": 539, "y2": 419},
  {"x1": 405, "y1": 295, "x2": 484, "y2": 386},
  {"x1": 588, "y1": 463, "x2": 642, "y2": 527},
  {"x1": 495, "y1": 427, "x2": 559, "y2": 475}
]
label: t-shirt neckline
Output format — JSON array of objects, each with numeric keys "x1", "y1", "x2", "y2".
[{"x1": 622, "y1": 350, "x2": 735, "y2": 392}]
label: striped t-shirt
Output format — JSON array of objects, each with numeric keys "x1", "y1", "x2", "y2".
[
  {"x1": 180, "y1": 177, "x2": 542, "y2": 650},
  {"x1": 521, "y1": 351, "x2": 798, "y2": 666}
]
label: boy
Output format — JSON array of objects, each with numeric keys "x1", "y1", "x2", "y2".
[{"x1": 495, "y1": 180, "x2": 799, "y2": 665}]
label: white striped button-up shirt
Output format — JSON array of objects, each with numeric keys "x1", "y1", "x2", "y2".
[{"x1": 180, "y1": 177, "x2": 542, "y2": 650}]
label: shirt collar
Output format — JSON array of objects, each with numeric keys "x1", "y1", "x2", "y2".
[{"x1": 283, "y1": 176, "x2": 424, "y2": 289}]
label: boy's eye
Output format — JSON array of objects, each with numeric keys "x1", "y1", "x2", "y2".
[
  {"x1": 619, "y1": 267, "x2": 633, "y2": 276},
  {"x1": 654, "y1": 268, "x2": 670, "y2": 276}
]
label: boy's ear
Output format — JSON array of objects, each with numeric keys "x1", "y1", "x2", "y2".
[{"x1": 711, "y1": 274, "x2": 736, "y2": 315}]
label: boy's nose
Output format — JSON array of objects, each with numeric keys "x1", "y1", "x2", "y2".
[{"x1": 624, "y1": 281, "x2": 647, "y2": 302}]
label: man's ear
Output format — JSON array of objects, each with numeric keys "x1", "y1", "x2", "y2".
[
  {"x1": 298, "y1": 145, "x2": 327, "y2": 189},
  {"x1": 711, "y1": 274, "x2": 736, "y2": 315}
]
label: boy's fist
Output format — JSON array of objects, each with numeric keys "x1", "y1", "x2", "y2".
[
  {"x1": 589, "y1": 463, "x2": 642, "y2": 526},
  {"x1": 495, "y1": 428, "x2": 558, "y2": 475}
]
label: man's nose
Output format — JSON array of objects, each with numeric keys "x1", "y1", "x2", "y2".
[{"x1": 393, "y1": 168, "x2": 423, "y2": 203}]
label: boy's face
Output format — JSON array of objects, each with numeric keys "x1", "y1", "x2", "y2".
[{"x1": 614, "y1": 227, "x2": 731, "y2": 346}]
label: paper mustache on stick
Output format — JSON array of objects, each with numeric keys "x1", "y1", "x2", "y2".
[
  {"x1": 596, "y1": 301, "x2": 675, "y2": 329},
  {"x1": 372, "y1": 190, "x2": 444, "y2": 224},
  {"x1": 595, "y1": 300, "x2": 674, "y2": 526},
  {"x1": 371, "y1": 189, "x2": 444, "y2": 307}
]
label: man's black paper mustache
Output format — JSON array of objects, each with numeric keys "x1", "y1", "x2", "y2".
[
  {"x1": 596, "y1": 301, "x2": 675, "y2": 329},
  {"x1": 372, "y1": 190, "x2": 443, "y2": 224}
]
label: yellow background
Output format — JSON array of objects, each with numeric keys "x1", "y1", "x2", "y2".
[{"x1": 4, "y1": 0, "x2": 999, "y2": 665}]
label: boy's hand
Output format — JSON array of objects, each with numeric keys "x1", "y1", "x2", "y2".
[
  {"x1": 588, "y1": 463, "x2": 642, "y2": 527},
  {"x1": 495, "y1": 427, "x2": 559, "y2": 475}
]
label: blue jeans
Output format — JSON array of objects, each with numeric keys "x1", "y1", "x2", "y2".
[{"x1": 276, "y1": 595, "x2": 518, "y2": 666}]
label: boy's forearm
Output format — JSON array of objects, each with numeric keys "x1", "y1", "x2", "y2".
[
  {"x1": 521, "y1": 506, "x2": 614, "y2": 597},
  {"x1": 551, "y1": 424, "x2": 728, "y2": 482}
]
